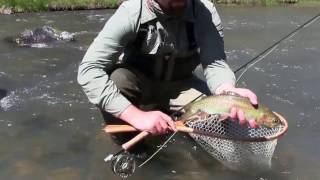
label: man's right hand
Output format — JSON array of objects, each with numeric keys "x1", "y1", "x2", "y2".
[{"x1": 119, "y1": 105, "x2": 176, "y2": 135}]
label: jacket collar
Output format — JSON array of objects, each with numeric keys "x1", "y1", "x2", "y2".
[{"x1": 140, "y1": 0, "x2": 195, "y2": 24}]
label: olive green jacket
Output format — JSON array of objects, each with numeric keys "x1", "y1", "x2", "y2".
[{"x1": 77, "y1": 0, "x2": 236, "y2": 116}]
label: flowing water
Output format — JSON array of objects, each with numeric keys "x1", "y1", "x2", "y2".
[{"x1": 0, "y1": 6, "x2": 319, "y2": 180}]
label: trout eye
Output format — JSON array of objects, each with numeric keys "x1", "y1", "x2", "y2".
[
  {"x1": 274, "y1": 117, "x2": 281, "y2": 124},
  {"x1": 273, "y1": 118, "x2": 277, "y2": 123}
]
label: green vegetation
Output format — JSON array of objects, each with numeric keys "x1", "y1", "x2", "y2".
[
  {"x1": 297, "y1": 0, "x2": 320, "y2": 6},
  {"x1": 216, "y1": 0, "x2": 320, "y2": 6},
  {"x1": 0, "y1": 0, "x2": 119, "y2": 13}
]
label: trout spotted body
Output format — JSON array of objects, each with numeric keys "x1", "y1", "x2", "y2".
[{"x1": 182, "y1": 94, "x2": 281, "y2": 128}]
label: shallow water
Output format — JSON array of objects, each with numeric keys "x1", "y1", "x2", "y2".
[{"x1": 0, "y1": 7, "x2": 320, "y2": 180}]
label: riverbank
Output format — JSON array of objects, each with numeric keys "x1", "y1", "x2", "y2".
[
  {"x1": 0, "y1": 0, "x2": 119, "y2": 14},
  {"x1": 0, "y1": 0, "x2": 319, "y2": 14},
  {"x1": 216, "y1": 0, "x2": 320, "y2": 6}
]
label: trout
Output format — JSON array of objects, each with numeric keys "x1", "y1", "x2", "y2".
[{"x1": 182, "y1": 93, "x2": 281, "y2": 128}]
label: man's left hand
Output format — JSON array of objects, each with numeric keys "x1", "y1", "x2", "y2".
[{"x1": 215, "y1": 82, "x2": 259, "y2": 128}]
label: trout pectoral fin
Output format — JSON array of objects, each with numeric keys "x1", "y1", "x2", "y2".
[
  {"x1": 196, "y1": 109, "x2": 210, "y2": 119},
  {"x1": 248, "y1": 119, "x2": 259, "y2": 128},
  {"x1": 204, "y1": 113, "x2": 229, "y2": 122},
  {"x1": 216, "y1": 114, "x2": 229, "y2": 122}
]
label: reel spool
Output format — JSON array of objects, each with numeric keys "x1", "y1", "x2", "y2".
[
  {"x1": 104, "y1": 131, "x2": 149, "y2": 178},
  {"x1": 108, "y1": 152, "x2": 136, "y2": 178}
]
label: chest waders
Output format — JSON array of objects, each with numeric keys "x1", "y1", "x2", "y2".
[{"x1": 127, "y1": 0, "x2": 199, "y2": 81}]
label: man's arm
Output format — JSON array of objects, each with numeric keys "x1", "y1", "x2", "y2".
[
  {"x1": 77, "y1": 4, "x2": 137, "y2": 117},
  {"x1": 77, "y1": 1, "x2": 175, "y2": 134},
  {"x1": 195, "y1": 0, "x2": 236, "y2": 94},
  {"x1": 195, "y1": 0, "x2": 258, "y2": 128}
]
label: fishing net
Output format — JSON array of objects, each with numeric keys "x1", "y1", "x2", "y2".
[{"x1": 185, "y1": 113, "x2": 287, "y2": 171}]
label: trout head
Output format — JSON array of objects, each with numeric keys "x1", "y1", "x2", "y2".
[{"x1": 259, "y1": 112, "x2": 281, "y2": 128}]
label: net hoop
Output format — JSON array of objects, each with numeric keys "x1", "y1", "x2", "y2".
[
  {"x1": 184, "y1": 111, "x2": 288, "y2": 142},
  {"x1": 186, "y1": 112, "x2": 288, "y2": 171}
]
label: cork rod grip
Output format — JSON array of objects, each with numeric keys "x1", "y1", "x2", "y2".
[{"x1": 122, "y1": 131, "x2": 149, "y2": 150}]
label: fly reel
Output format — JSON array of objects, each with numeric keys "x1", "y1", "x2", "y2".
[{"x1": 105, "y1": 152, "x2": 136, "y2": 178}]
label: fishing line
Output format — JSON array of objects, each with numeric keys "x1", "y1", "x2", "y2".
[
  {"x1": 236, "y1": 45, "x2": 278, "y2": 83},
  {"x1": 138, "y1": 12, "x2": 320, "y2": 168},
  {"x1": 138, "y1": 94, "x2": 205, "y2": 167},
  {"x1": 235, "y1": 12, "x2": 320, "y2": 82},
  {"x1": 138, "y1": 131, "x2": 178, "y2": 168}
]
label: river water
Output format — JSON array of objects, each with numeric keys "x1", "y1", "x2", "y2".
[{"x1": 0, "y1": 6, "x2": 319, "y2": 180}]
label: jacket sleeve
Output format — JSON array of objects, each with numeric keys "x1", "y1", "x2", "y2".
[
  {"x1": 77, "y1": 4, "x2": 138, "y2": 117},
  {"x1": 195, "y1": 0, "x2": 236, "y2": 93}
]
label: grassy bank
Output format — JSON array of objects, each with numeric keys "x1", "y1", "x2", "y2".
[
  {"x1": 0, "y1": 0, "x2": 119, "y2": 13},
  {"x1": 216, "y1": 0, "x2": 320, "y2": 6},
  {"x1": 1, "y1": 0, "x2": 320, "y2": 13}
]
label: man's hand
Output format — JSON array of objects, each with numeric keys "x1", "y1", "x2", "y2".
[
  {"x1": 119, "y1": 105, "x2": 176, "y2": 135},
  {"x1": 215, "y1": 82, "x2": 259, "y2": 128}
]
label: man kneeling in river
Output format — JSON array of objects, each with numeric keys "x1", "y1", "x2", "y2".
[{"x1": 77, "y1": 0, "x2": 258, "y2": 149}]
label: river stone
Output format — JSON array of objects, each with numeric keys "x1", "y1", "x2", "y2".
[{"x1": 15, "y1": 25, "x2": 75, "y2": 47}]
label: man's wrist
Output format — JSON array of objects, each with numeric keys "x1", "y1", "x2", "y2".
[
  {"x1": 119, "y1": 105, "x2": 143, "y2": 125},
  {"x1": 214, "y1": 82, "x2": 236, "y2": 95}
]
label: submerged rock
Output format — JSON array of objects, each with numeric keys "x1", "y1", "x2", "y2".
[{"x1": 14, "y1": 25, "x2": 75, "y2": 47}]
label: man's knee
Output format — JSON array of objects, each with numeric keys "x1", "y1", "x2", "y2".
[
  {"x1": 110, "y1": 68, "x2": 139, "y2": 98},
  {"x1": 110, "y1": 68, "x2": 135, "y2": 91}
]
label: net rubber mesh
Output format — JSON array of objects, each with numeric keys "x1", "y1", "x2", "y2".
[{"x1": 185, "y1": 115, "x2": 285, "y2": 171}]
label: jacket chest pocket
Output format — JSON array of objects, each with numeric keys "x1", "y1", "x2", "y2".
[{"x1": 140, "y1": 24, "x2": 174, "y2": 55}]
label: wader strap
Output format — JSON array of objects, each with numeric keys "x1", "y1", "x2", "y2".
[
  {"x1": 133, "y1": 23, "x2": 148, "y2": 49},
  {"x1": 164, "y1": 54, "x2": 176, "y2": 81},
  {"x1": 186, "y1": 22, "x2": 197, "y2": 50},
  {"x1": 186, "y1": 0, "x2": 197, "y2": 50},
  {"x1": 154, "y1": 56, "x2": 163, "y2": 79}
]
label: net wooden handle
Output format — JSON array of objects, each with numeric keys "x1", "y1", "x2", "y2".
[
  {"x1": 122, "y1": 131, "x2": 149, "y2": 150},
  {"x1": 103, "y1": 123, "x2": 192, "y2": 134},
  {"x1": 104, "y1": 125, "x2": 137, "y2": 133}
]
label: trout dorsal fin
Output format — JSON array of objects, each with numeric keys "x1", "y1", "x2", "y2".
[
  {"x1": 220, "y1": 91, "x2": 251, "y2": 101},
  {"x1": 220, "y1": 91, "x2": 242, "y2": 97},
  {"x1": 184, "y1": 95, "x2": 206, "y2": 110}
]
